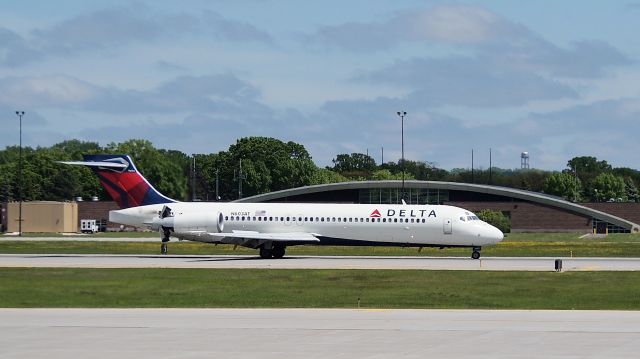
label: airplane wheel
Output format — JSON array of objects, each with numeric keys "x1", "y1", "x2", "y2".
[
  {"x1": 471, "y1": 251, "x2": 480, "y2": 260},
  {"x1": 161, "y1": 243, "x2": 168, "y2": 255},
  {"x1": 259, "y1": 247, "x2": 273, "y2": 259},
  {"x1": 272, "y1": 246, "x2": 286, "y2": 259}
]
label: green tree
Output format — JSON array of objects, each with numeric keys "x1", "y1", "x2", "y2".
[
  {"x1": 543, "y1": 172, "x2": 582, "y2": 201},
  {"x1": 370, "y1": 169, "x2": 415, "y2": 181},
  {"x1": 591, "y1": 173, "x2": 626, "y2": 202},
  {"x1": 223, "y1": 137, "x2": 318, "y2": 198},
  {"x1": 624, "y1": 177, "x2": 639, "y2": 203},
  {"x1": 476, "y1": 209, "x2": 511, "y2": 233},
  {"x1": 310, "y1": 168, "x2": 348, "y2": 185},
  {"x1": 332, "y1": 153, "x2": 376, "y2": 178}
]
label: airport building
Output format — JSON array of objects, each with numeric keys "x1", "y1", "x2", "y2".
[
  {"x1": 236, "y1": 181, "x2": 640, "y2": 234},
  {"x1": 2, "y1": 181, "x2": 640, "y2": 233}
]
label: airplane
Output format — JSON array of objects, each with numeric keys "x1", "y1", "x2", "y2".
[{"x1": 61, "y1": 154, "x2": 503, "y2": 259}]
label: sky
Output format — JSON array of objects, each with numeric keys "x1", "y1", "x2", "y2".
[{"x1": 1, "y1": 0, "x2": 640, "y2": 170}]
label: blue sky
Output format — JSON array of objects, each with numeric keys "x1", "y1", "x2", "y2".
[{"x1": 1, "y1": 0, "x2": 640, "y2": 170}]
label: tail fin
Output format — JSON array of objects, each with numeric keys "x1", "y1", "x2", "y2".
[{"x1": 61, "y1": 154, "x2": 176, "y2": 209}]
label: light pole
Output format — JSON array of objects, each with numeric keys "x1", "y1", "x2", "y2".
[
  {"x1": 15, "y1": 111, "x2": 24, "y2": 236},
  {"x1": 396, "y1": 111, "x2": 407, "y2": 202}
]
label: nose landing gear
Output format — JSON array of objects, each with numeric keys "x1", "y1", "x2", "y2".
[
  {"x1": 160, "y1": 227, "x2": 171, "y2": 255},
  {"x1": 471, "y1": 247, "x2": 481, "y2": 260}
]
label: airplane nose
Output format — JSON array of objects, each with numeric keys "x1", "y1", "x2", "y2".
[{"x1": 491, "y1": 226, "x2": 504, "y2": 243}]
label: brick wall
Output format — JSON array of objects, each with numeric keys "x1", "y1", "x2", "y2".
[
  {"x1": 583, "y1": 203, "x2": 640, "y2": 224},
  {"x1": 77, "y1": 201, "x2": 135, "y2": 231},
  {"x1": 445, "y1": 201, "x2": 592, "y2": 232}
]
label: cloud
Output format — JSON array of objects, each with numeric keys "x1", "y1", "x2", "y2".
[
  {"x1": 527, "y1": 98, "x2": 640, "y2": 135},
  {"x1": 0, "y1": 27, "x2": 43, "y2": 66},
  {"x1": 310, "y1": 4, "x2": 629, "y2": 79},
  {"x1": 3, "y1": 7, "x2": 273, "y2": 67},
  {"x1": 202, "y1": 10, "x2": 273, "y2": 43},
  {"x1": 0, "y1": 75, "x2": 100, "y2": 107},
  {"x1": 310, "y1": 5, "x2": 525, "y2": 51},
  {"x1": 481, "y1": 38, "x2": 631, "y2": 79},
  {"x1": 0, "y1": 73, "x2": 272, "y2": 117},
  {"x1": 355, "y1": 56, "x2": 579, "y2": 107},
  {"x1": 30, "y1": 7, "x2": 168, "y2": 54}
]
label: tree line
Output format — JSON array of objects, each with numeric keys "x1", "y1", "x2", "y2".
[{"x1": 0, "y1": 137, "x2": 638, "y2": 203}]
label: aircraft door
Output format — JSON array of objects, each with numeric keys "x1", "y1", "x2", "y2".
[{"x1": 443, "y1": 218, "x2": 452, "y2": 234}]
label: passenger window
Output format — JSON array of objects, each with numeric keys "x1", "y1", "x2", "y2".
[
  {"x1": 298, "y1": 217, "x2": 302, "y2": 222},
  {"x1": 366, "y1": 218, "x2": 369, "y2": 222}
]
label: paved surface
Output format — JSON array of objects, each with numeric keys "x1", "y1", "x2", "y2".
[
  {"x1": 2, "y1": 253, "x2": 640, "y2": 271},
  {"x1": 1, "y1": 236, "x2": 159, "y2": 242},
  {"x1": 1, "y1": 309, "x2": 639, "y2": 358}
]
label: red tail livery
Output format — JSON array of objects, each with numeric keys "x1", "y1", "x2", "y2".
[{"x1": 61, "y1": 155, "x2": 175, "y2": 209}]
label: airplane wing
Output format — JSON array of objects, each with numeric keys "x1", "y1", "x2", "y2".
[{"x1": 208, "y1": 230, "x2": 321, "y2": 242}]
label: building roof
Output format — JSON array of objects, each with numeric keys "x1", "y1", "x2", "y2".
[{"x1": 236, "y1": 180, "x2": 640, "y2": 232}]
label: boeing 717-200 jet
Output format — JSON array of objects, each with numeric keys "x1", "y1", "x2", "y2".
[{"x1": 62, "y1": 155, "x2": 503, "y2": 259}]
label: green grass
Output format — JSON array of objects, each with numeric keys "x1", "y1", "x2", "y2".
[
  {"x1": 2, "y1": 233, "x2": 640, "y2": 257},
  {"x1": 1, "y1": 268, "x2": 639, "y2": 309}
]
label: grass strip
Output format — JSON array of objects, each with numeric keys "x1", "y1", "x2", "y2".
[{"x1": 1, "y1": 268, "x2": 640, "y2": 309}]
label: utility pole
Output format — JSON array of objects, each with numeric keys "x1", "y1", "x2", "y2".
[
  {"x1": 191, "y1": 155, "x2": 196, "y2": 201},
  {"x1": 489, "y1": 148, "x2": 492, "y2": 185},
  {"x1": 234, "y1": 159, "x2": 246, "y2": 199},
  {"x1": 471, "y1": 149, "x2": 475, "y2": 184},
  {"x1": 396, "y1": 111, "x2": 407, "y2": 201},
  {"x1": 381, "y1": 146, "x2": 384, "y2": 165},
  {"x1": 15, "y1": 111, "x2": 24, "y2": 237},
  {"x1": 215, "y1": 169, "x2": 220, "y2": 201}
]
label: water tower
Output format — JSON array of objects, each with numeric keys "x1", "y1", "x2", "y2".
[{"x1": 521, "y1": 152, "x2": 530, "y2": 169}]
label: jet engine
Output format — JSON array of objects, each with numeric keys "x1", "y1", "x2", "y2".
[{"x1": 154, "y1": 206, "x2": 224, "y2": 234}]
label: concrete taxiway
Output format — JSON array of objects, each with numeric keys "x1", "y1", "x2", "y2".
[
  {"x1": 2, "y1": 253, "x2": 640, "y2": 271},
  {"x1": 1, "y1": 308, "x2": 639, "y2": 358}
]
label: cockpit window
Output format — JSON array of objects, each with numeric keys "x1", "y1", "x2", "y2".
[{"x1": 459, "y1": 216, "x2": 466, "y2": 221}]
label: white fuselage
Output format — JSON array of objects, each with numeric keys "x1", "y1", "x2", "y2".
[{"x1": 111, "y1": 202, "x2": 504, "y2": 248}]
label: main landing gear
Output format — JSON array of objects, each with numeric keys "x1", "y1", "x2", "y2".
[
  {"x1": 471, "y1": 246, "x2": 481, "y2": 260},
  {"x1": 259, "y1": 243, "x2": 286, "y2": 259},
  {"x1": 160, "y1": 227, "x2": 171, "y2": 255}
]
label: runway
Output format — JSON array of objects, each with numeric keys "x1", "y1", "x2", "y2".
[
  {"x1": 2, "y1": 253, "x2": 640, "y2": 271},
  {"x1": 1, "y1": 308, "x2": 639, "y2": 358}
]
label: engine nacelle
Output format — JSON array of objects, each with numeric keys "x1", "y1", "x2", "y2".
[{"x1": 158, "y1": 211, "x2": 224, "y2": 233}]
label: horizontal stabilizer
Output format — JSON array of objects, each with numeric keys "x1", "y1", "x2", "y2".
[{"x1": 58, "y1": 160, "x2": 128, "y2": 169}]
